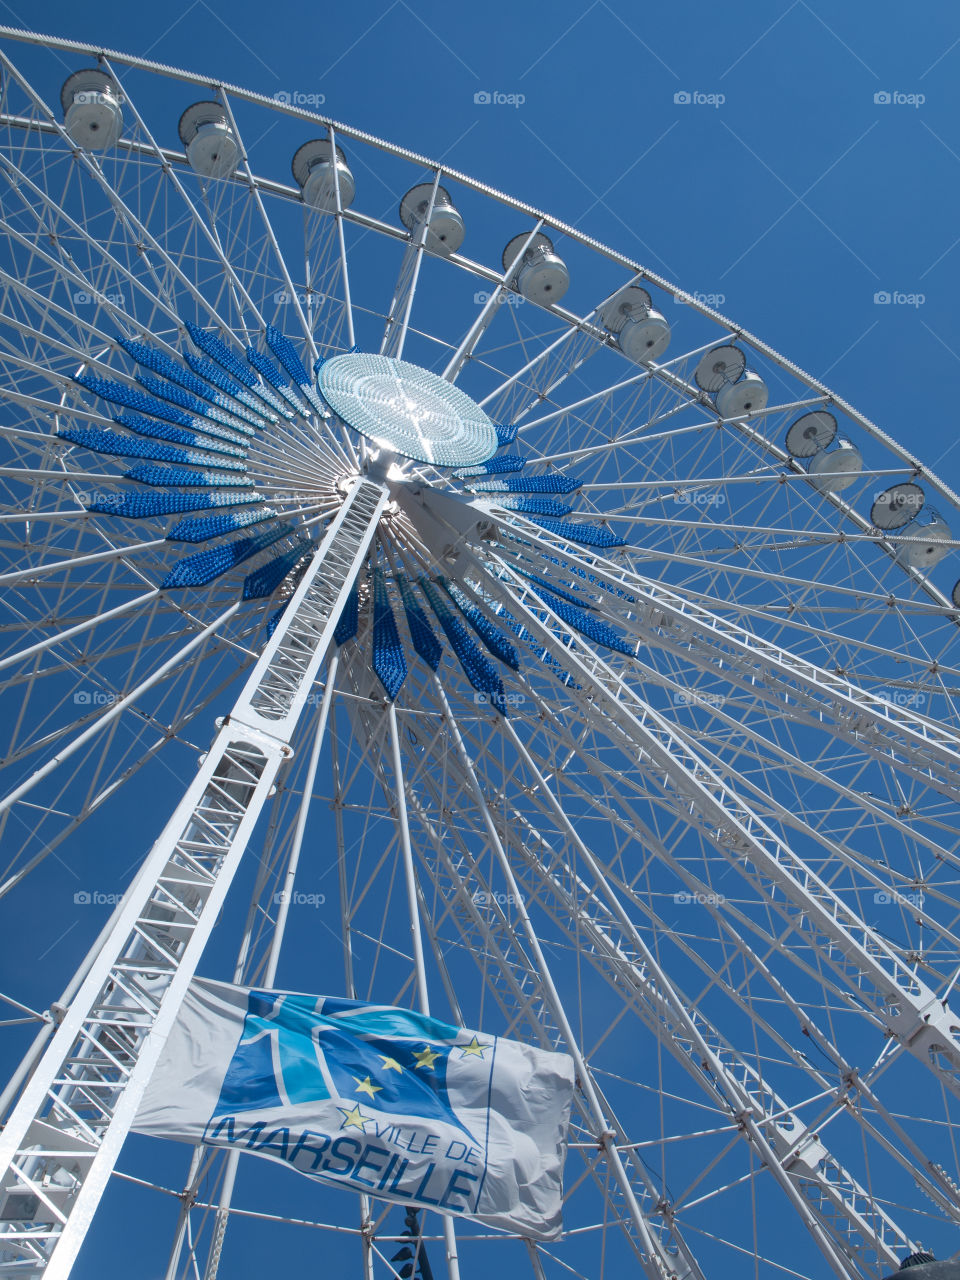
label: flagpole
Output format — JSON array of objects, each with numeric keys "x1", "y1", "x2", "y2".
[
  {"x1": 200, "y1": 658, "x2": 340, "y2": 1280},
  {"x1": 387, "y1": 701, "x2": 463, "y2": 1280}
]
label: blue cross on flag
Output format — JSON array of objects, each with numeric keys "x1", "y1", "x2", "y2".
[{"x1": 134, "y1": 977, "x2": 575, "y2": 1239}]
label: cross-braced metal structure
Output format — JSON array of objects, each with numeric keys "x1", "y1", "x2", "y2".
[{"x1": 0, "y1": 27, "x2": 959, "y2": 1280}]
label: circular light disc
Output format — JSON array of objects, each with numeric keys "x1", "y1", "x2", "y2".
[{"x1": 318, "y1": 354, "x2": 498, "y2": 467}]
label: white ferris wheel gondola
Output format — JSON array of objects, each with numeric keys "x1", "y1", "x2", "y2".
[{"x1": 0, "y1": 28, "x2": 959, "y2": 1280}]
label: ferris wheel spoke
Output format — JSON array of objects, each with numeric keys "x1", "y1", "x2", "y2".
[
  {"x1": 504, "y1": 709, "x2": 912, "y2": 1045},
  {"x1": 0, "y1": 197, "x2": 178, "y2": 344},
  {"x1": 218, "y1": 87, "x2": 320, "y2": 354},
  {"x1": 405, "y1": 682, "x2": 711, "y2": 1279},
  {"x1": 359, "y1": 684, "x2": 668, "y2": 1247},
  {"x1": 602, "y1": 573, "x2": 960, "y2": 796},
  {"x1": 0, "y1": 62, "x2": 285, "y2": 360},
  {"x1": 471, "y1": 569, "x2": 960, "y2": 1099},
  {"x1": 400, "y1": 788, "x2": 703, "y2": 1277},
  {"x1": 495, "y1": 713, "x2": 949, "y2": 1244},
  {"x1": 0, "y1": 141, "x2": 188, "y2": 341},
  {"x1": 0, "y1": 638, "x2": 260, "y2": 900},
  {"x1": 316, "y1": 125, "x2": 359, "y2": 360},
  {"x1": 475, "y1": 320, "x2": 589, "y2": 412},
  {"x1": 505, "y1": 335, "x2": 738, "y2": 437},
  {"x1": 490, "y1": 530, "x2": 960, "y2": 733},
  {"x1": 379, "y1": 172, "x2": 440, "y2": 360},
  {"x1": 0, "y1": 601, "x2": 241, "y2": 826},
  {"x1": 484, "y1": 746, "x2": 912, "y2": 1272},
  {"x1": 441, "y1": 223, "x2": 545, "y2": 383},
  {"x1": 598, "y1": 541, "x2": 954, "y2": 631}
]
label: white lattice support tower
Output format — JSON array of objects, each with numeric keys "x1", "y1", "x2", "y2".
[{"x1": 0, "y1": 479, "x2": 388, "y2": 1278}]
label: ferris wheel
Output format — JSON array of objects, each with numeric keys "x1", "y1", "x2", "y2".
[{"x1": 1, "y1": 25, "x2": 960, "y2": 1280}]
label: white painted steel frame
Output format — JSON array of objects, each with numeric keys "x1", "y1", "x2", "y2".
[
  {"x1": 0, "y1": 479, "x2": 387, "y2": 1276},
  {"x1": 0, "y1": 27, "x2": 957, "y2": 1280}
]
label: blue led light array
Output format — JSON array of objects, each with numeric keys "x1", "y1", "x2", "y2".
[
  {"x1": 167, "y1": 507, "x2": 276, "y2": 543},
  {"x1": 88, "y1": 490, "x2": 261, "y2": 518},
  {"x1": 161, "y1": 522, "x2": 294, "y2": 589},
  {"x1": 419, "y1": 576, "x2": 506, "y2": 715},
  {"x1": 529, "y1": 585, "x2": 634, "y2": 656},
  {"x1": 243, "y1": 539, "x2": 313, "y2": 601},
  {"x1": 372, "y1": 568, "x2": 407, "y2": 700},
  {"x1": 440, "y1": 578, "x2": 519, "y2": 669},
  {"x1": 395, "y1": 573, "x2": 443, "y2": 671}
]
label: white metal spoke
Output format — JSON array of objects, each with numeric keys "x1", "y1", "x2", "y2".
[{"x1": 2, "y1": 28, "x2": 960, "y2": 1280}]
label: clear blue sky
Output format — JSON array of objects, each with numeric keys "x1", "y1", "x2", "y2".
[{"x1": 5, "y1": 2, "x2": 960, "y2": 1276}]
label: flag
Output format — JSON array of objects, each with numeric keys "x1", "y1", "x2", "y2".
[{"x1": 134, "y1": 977, "x2": 575, "y2": 1239}]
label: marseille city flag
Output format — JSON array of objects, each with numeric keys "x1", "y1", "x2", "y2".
[{"x1": 134, "y1": 977, "x2": 575, "y2": 1238}]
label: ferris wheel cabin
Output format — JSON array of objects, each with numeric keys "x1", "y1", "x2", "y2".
[{"x1": 60, "y1": 69, "x2": 123, "y2": 149}]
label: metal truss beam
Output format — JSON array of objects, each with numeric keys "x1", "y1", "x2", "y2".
[
  {"x1": 498, "y1": 534, "x2": 960, "y2": 801},
  {"x1": 481, "y1": 557, "x2": 960, "y2": 1098},
  {"x1": 0, "y1": 479, "x2": 387, "y2": 1278}
]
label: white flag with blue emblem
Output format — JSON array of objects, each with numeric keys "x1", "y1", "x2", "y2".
[{"x1": 134, "y1": 977, "x2": 575, "y2": 1239}]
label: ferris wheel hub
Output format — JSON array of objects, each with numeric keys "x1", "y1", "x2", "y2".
[{"x1": 317, "y1": 354, "x2": 498, "y2": 467}]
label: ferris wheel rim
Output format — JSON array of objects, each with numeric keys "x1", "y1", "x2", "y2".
[
  {"x1": 0, "y1": 21, "x2": 955, "y2": 524},
  {"x1": 0, "y1": 30, "x2": 958, "y2": 1280}
]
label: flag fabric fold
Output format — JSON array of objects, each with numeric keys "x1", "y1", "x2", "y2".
[{"x1": 134, "y1": 977, "x2": 575, "y2": 1239}]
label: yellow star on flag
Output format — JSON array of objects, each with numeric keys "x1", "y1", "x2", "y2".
[
  {"x1": 337, "y1": 1102, "x2": 370, "y2": 1132},
  {"x1": 413, "y1": 1045, "x2": 441, "y2": 1070},
  {"x1": 353, "y1": 1075, "x2": 383, "y2": 1098},
  {"x1": 379, "y1": 1055, "x2": 403, "y2": 1073},
  {"x1": 459, "y1": 1035, "x2": 488, "y2": 1059}
]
